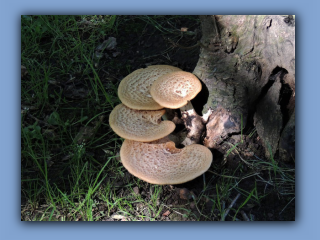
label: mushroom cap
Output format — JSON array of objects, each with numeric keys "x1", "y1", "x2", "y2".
[
  {"x1": 150, "y1": 71, "x2": 202, "y2": 109},
  {"x1": 118, "y1": 65, "x2": 182, "y2": 110},
  {"x1": 109, "y1": 104, "x2": 176, "y2": 142},
  {"x1": 120, "y1": 138, "x2": 213, "y2": 185}
]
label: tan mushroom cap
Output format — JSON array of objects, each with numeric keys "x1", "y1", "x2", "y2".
[
  {"x1": 150, "y1": 71, "x2": 202, "y2": 109},
  {"x1": 120, "y1": 138, "x2": 213, "y2": 185},
  {"x1": 118, "y1": 65, "x2": 182, "y2": 110},
  {"x1": 109, "y1": 104, "x2": 175, "y2": 142}
]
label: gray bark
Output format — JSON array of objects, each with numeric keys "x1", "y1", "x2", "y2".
[{"x1": 192, "y1": 15, "x2": 295, "y2": 161}]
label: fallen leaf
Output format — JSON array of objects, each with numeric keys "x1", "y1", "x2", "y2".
[
  {"x1": 112, "y1": 52, "x2": 120, "y2": 57},
  {"x1": 179, "y1": 188, "x2": 191, "y2": 200},
  {"x1": 162, "y1": 210, "x2": 171, "y2": 217},
  {"x1": 94, "y1": 51, "x2": 104, "y2": 59},
  {"x1": 111, "y1": 214, "x2": 125, "y2": 220},
  {"x1": 46, "y1": 159, "x2": 54, "y2": 168},
  {"x1": 74, "y1": 126, "x2": 95, "y2": 144},
  {"x1": 102, "y1": 149, "x2": 114, "y2": 155},
  {"x1": 62, "y1": 153, "x2": 74, "y2": 161},
  {"x1": 133, "y1": 186, "x2": 140, "y2": 195},
  {"x1": 63, "y1": 85, "x2": 89, "y2": 99},
  {"x1": 96, "y1": 37, "x2": 117, "y2": 51},
  {"x1": 21, "y1": 65, "x2": 28, "y2": 78},
  {"x1": 74, "y1": 116, "x2": 103, "y2": 144}
]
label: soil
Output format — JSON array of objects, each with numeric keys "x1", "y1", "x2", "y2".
[{"x1": 21, "y1": 16, "x2": 295, "y2": 221}]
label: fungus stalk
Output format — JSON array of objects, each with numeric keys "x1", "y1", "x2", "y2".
[{"x1": 180, "y1": 101, "x2": 213, "y2": 146}]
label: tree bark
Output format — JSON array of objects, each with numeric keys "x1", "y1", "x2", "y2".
[{"x1": 192, "y1": 15, "x2": 295, "y2": 162}]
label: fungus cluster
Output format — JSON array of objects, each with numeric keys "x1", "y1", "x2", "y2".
[{"x1": 109, "y1": 65, "x2": 212, "y2": 185}]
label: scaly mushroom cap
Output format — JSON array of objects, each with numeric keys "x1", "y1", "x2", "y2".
[
  {"x1": 120, "y1": 138, "x2": 213, "y2": 185},
  {"x1": 150, "y1": 71, "x2": 202, "y2": 109},
  {"x1": 118, "y1": 65, "x2": 182, "y2": 110},
  {"x1": 109, "y1": 104, "x2": 175, "y2": 142}
]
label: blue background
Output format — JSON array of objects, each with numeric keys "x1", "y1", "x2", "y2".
[{"x1": 1, "y1": 0, "x2": 318, "y2": 239}]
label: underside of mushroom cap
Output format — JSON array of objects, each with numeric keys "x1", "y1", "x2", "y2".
[
  {"x1": 150, "y1": 71, "x2": 202, "y2": 109},
  {"x1": 109, "y1": 104, "x2": 176, "y2": 142},
  {"x1": 120, "y1": 138, "x2": 213, "y2": 185},
  {"x1": 118, "y1": 65, "x2": 182, "y2": 110}
]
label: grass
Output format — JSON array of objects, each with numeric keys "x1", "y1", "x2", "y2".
[{"x1": 21, "y1": 15, "x2": 295, "y2": 221}]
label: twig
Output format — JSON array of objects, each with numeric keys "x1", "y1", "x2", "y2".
[
  {"x1": 240, "y1": 210, "x2": 250, "y2": 221},
  {"x1": 161, "y1": 204, "x2": 186, "y2": 216},
  {"x1": 220, "y1": 193, "x2": 241, "y2": 221},
  {"x1": 167, "y1": 38, "x2": 200, "y2": 50},
  {"x1": 279, "y1": 197, "x2": 295, "y2": 215},
  {"x1": 208, "y1": 170, "x2": 240, "y2": 179},
  {"x1": 224, "y1": 142, "x2": 255, "y2": 169},
  {"x1": 27, "y1": 113, "x2": 53, "y2": 128},
  {"x1": 208, "y1": 170, "x2": 260, "y2": 181}
]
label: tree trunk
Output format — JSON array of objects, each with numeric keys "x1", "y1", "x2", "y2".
[{"x1": 192, "y1": 15, "x2": 295, "y2": 162}]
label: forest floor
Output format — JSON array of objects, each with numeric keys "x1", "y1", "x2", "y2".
[{"x1": 21, "y1": 15, "x2": 295, "y2": 221}]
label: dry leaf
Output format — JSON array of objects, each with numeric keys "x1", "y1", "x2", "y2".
[
  {"x1": 111, "y1": 214, "x2": 125, "y2": 220},
  {"x1": 162, "y1": 210, "x2": 171, "y2": 217},
  {"x1": 21, "y1": 65, "x2": 28, "y2": 78},
  {"x1": 96, "y1": 37, "x2": 117, "y2": 51}
]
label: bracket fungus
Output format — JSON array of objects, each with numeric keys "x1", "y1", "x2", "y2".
[
  {"x1": 118, "y1": 65, "x2": 182, "y2": 110},
  {"x1": 109, "y1": 103, "x2": 175, "y2": 142},
  {"x1": 120, "y1": 138, "x2": 213, "y2": 185},
  {"x1": 150, "y1": 71, "x2": 202, "y2": 109},
  {"x1": 109, "y1": 65, "x2": 213, "y2": 185}
]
